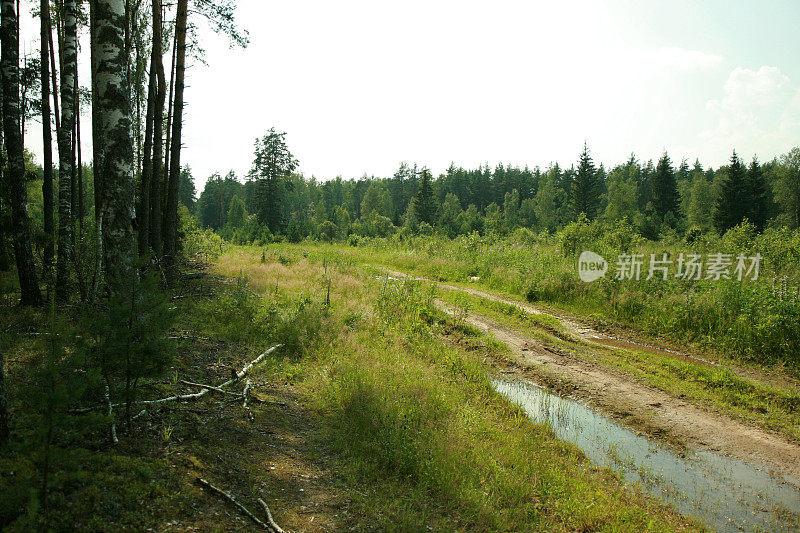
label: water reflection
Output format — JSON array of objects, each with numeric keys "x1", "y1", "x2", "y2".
[{"x1": 493, "y1": 379, "x2": 800, "y2": 532}]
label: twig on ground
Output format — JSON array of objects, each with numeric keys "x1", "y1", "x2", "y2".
[
  {"x1": 242, "y1": 379, "x2": 252, "y2": 409},
  {"x1": 243, "y1": 379, "x2": 254, "y2": 420},
  {"x1": 196, "y1": 478, "x2": 271, "y2": 530},
  {"x1": 71, "y1": 345, "x2": 282, "y2": 413},
  {"x1": 258, "y1": 498, "x2": 287, "y2": 533}
]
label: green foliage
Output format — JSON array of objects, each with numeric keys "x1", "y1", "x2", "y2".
[
  {"x1": 200, "y1": 276, "x2": 333, "y2": 358},
  {"x1": 225, "y1": 194, "x2": 247, "y2": 229},
  {"x1": 181, "y1": 206, "x2": 227, "y2": 260},
  {"x1": 193, "y1": 145, "x2": 800, "y2": 247},
  {"x1": 773, "y1": 148, "x2": 800, "y2": 229},
  {"x1": 312, "y1": 226, "x2": 800, "y2": 372},
  {"x1": 79, "y1": 272, "x2": 174, "y2": 426}
]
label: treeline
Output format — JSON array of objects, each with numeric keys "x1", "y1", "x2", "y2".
[{"x1": 198, "y1": 135, "x2": 800, "y2": 244}]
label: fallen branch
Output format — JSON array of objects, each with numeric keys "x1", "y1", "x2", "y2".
[
  {"x1": 138, "y1": 345, "x2": 281, "y2": 406},
  {"x1": 72, "y1": 345, "x2": 282, "y2": 413},
  {"x1": 243, "y1": 379, "x2": 254, "y2": 421},
  {"x1": 258, "y1": 498, "x2": 287, "y2": 533},
  {"x1": 197, "y1": 477, "x2": 271, "y2": 530},
  {"x1": 242, "y1": 379, "x2": 252, "y2": 409},
  {"x1": 179, "y1": 380, "x2": 241, "y2": 397}
]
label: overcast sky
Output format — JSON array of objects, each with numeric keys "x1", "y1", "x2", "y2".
[{"x1": 19, "y1": 0, "x2": 800, "y2": 191}]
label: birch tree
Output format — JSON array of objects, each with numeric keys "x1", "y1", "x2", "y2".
[
  {"x1": 56, "y1": 0, "x2": 79, "y2": 300},
  {"x1": 1, "y1": 0, "x2": 42, "y2": 306},
  {"x1": 92, "y1": 0, "x2": 136, "y2": 288}
]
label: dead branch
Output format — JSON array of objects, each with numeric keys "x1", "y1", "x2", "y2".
[
  {"x1": 179, "y1": 379, "x2": 241, "y2": 397},
  {"x1": 242, "y1": 379, "x2": 254, "y2": 421},
  {"x1": 242, "y1": 379, "x2": 252, "y2": 409},
  {"x1": 196, "y1": 477, "x2": 271, "y2": 530},
  {"x1": 72, "y1": 345, "x2": 282, "y2": 413},
  {"x1": 258, "y1": 498, "x2": 287, "y2": 533}
]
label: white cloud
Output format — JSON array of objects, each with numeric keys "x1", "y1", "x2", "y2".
[{"x1": 701, "y1": 66, "x2": 800, "y2": 161}]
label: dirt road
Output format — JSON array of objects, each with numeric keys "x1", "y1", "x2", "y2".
[{"x1": 378, "y1": 267, "x2": 800, "y2": 489}]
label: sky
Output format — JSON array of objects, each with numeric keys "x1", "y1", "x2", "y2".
[{"x1": 19, "y1": 0, "x2": 800, "y2": 191}]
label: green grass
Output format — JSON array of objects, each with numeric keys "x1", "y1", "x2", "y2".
[
  {"x1": 304, "y1": 277, "x2": 699, "y2": 531},
  {"x1": 255, "y1": 225, "x2": 800, "y2": 374},
  {"x1": 0, "y1": 246, "x2": 703, "y2": 531},
  {"x1": 216, "y1": 246, "x2": 700, "y2": 530}
]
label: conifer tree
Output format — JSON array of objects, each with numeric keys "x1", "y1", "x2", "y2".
[
  {"x1": 248, "y1": 129, "x2": 298, "y2": 232},
  {"x1": 40, "y1": 0, "x2": 55, "y2": 282},
  {"x1": 570, "y1": 142, "x2": 600, "y2": 220},
  {"x1": 713, "y1": 150, "x2": 748, "y2": 234},
  {"x1": 414, "y1": 167, "x2": 436, "y2": 225},
  {"x1": 746, "y1": 157, "x2": 769, "y2": 230},
  {"x1": 652, "y1": 151, "x2": 680, "y2": 220}
]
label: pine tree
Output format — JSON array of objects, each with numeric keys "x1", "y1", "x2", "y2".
[
  {"x1": 652, "y1": 151, "x2": 680, "y2": 220},
  {"x1": 148, "y1": 0, "x2": 166, "y2": 256},
  {"x1": 570, "y1": 142, "x2": 600, "y2": 220},
  {"x1": 249, "y1": 128, "x2": 298, "y2": 232},
  {"x1": 163, "y1": 0, "x2": 188, "y2": 278},
  {"x1": 745, "y1": 157, "x2": 769, "y2": 230},
  {"x1": 414, "y1": 167, "x2": 436, "y2": 225},
  {"x1": 713, "y1": 150, "x2": 748, "y2": 234},
  {"x1": 40, "y1": 0, "x2": 55, "y2": 282}
]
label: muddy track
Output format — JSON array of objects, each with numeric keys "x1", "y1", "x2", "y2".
[
  {"x1": 458, "y1": 307, "x2": 800, "y2": 487},
  {"x1": 376, "y1": 267, "x2": 800, "y2": 489}
]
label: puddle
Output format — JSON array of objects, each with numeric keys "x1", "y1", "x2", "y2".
[{"x1": 493, "y1": 379, "x2": 800, "y2": 532}]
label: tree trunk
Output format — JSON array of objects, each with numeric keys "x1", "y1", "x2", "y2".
[
  {"x1": 1, "y1": 0, "x2": 42, "y2": 306},
  {"x1": 76, "y1": 84, "x2": 83, "y2": 231},
  {"x1": 47, "y1": 16, "x2": 60, "y2": 138},
  {"x1": 0, "y1": 96, "x2": 7, "y2": 273},
  {"x1": 0, "y1": 338, "x2": 8, "y2": 445},
  {"x1": 162, "y1": 0, "x2": 186, "y2": 279},
  {"x1": 92, "y1": 0, "x2": 136, "y2": 291},
  {"x1": 41, "y1": 0, "x2": 55, "y2": 285},
  {"x1": 55, "y1": 0, "x2": 77, "y2": 301},
  {"x1": 148, "y1": 0, "x2": 165, "y2": 256},
  {"x1": 161, "y1": 26, "x2": 176, "y2": 256},
  {"x1": 138, "y1": 54, "x2": 155, "y2": 257},
  {"x1": 89, "y1": 1, "x2": 102, "y2": 223}
]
